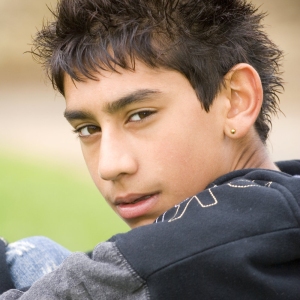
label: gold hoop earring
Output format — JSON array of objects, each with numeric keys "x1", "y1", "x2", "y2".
[{"x1": 230, "y1": 129, "x2": 236, "y2": 134}]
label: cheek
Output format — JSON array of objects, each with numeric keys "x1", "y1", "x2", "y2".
[
  {"x1": 148, "y1": 132, "x2": 199, "y2": 179},
  {"x1": 146, "y1": 122, "x2": 218, "y2": 195},
  {"x1": 80, "y1": 142, "x2": 116, "y2": 204},
  {"x1": 81, "y1": 142, "x2": 101, "y2": 185}
]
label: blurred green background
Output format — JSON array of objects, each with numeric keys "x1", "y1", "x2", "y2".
[
  {"x1": 0, "y1": 150, "x2": 128, "y2": 251},
  {"x1": 0, "y1": 0, "x2": 299, "y2": 251}
]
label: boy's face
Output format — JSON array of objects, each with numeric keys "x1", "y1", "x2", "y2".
[{"x1": 64, "y1": 61, "x2": 230, "y2": 228}]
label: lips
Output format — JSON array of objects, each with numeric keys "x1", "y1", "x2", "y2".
[
  {"x1": 115, "y1": 193, "x2": 155, "y2": 205},
  {"x1": 114, "y1": 192, "x2": 160, "y2": 221}
]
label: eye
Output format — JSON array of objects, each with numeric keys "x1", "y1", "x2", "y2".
[
  {"x1": 74, "y1": 125, "x2": 101, "y2": 137},
  {"x1": 128, "y1": 110, "x2": 155, "y2": 122}
]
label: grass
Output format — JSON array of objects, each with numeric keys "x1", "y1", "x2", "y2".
[{"x1": 0, "y1": 151, "x2": 129, "y2": 252}]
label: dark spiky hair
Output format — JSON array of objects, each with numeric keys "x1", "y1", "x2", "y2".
[{"x1": 32, "y1": 0, "x2": 283, "y2": 142}]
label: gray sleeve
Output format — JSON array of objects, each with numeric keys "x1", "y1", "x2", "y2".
[{"x1": 0, "y1": 242, "x2": 150, "y2": 300}]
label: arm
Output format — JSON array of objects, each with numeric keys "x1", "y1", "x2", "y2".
[{"x1": 0, "y1": 242, "x2": 149, "y2": 300}]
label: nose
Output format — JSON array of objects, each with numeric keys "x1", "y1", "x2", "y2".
[{"x1": 98, "y1": 132, "x2": 138, "y2": 181}]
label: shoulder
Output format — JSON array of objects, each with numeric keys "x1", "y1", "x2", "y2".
[
  {"x1": 152, "y1": 166, "x2": 300, "y2": 227},
  {"x1": 116, "y1": 167, "x2": 300, "y2": 254},
  {"x1": 111, "y1": 166, "x2": 300, "y2": 299}
]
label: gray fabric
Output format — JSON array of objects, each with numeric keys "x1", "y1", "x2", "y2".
[{"x1": 0, "y1": 242, "x2": 149, "y2": 300}]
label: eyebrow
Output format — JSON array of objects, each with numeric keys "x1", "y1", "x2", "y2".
[
  {"x1": 64, "y1": 89, "x2": 160, "y2": 122},
  {"x1": 64, "y1": 110, "x2": 95, "y2": 122},
  {"x1": 103, "y1": 89, "x2": 160, "y2": 114}
]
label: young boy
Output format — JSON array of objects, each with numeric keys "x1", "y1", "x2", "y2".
[{"x1": 1, "y1": 0, "x2": 300, "y2": 299}]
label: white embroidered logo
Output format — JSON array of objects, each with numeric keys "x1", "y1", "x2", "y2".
[{"x1": 168, "y1": 189, "x2": 218, "y2": 222}]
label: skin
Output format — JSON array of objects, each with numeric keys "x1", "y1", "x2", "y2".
[{"x1": 64, "y1": 61, "x2": 279, "y2": 229}]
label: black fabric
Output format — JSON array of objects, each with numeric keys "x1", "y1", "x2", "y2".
[
  {"x1": 276, "y1": 159, "x2": 300, "y2": 175},
  {"x1": 0, "y1": 239, "x2": 14, "y2": 294},
  {"x1": 85, "y1": 251, "x2": 93, "y2": 259},
  {"x1": 115, "y1": 161, "x2": 300, "y2": 299}
]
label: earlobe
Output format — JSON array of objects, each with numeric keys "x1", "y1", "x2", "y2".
[{"x1": 224, "y1": 63, "x2": 263, "y2": 138}]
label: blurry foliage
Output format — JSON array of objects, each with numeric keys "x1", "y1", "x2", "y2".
[{"x1": 0, "y1": 151, "x2": 128, "y2": 251}]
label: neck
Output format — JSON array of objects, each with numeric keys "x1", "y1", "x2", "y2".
[{"x1": 229, "y1": 134, "x2": 280, "y2": 172}]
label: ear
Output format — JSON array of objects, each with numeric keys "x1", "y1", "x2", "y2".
[{"x1": 223, "y1": 63, "x2": 263, "y2": 139}]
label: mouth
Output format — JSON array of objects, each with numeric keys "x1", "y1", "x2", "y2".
[
  {"x1": 116, "y1": 193, "x2": 155, "y2": 205},
  {"x1": 114, "y1": 192, "x2": 160, "y2": 221}
]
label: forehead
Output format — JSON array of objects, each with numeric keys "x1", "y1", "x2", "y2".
[{"x1": 63, "y1": 62, "x2": 194, "y2": 108}]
